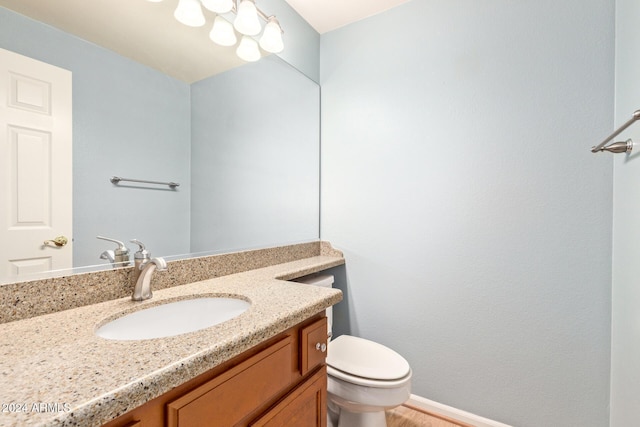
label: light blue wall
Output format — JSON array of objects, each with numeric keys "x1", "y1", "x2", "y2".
[
  {"x1": 190, "y1": 55, "x2": 319, "y2": 253},
  {"x1": 0, "y1": 7, "x2": 191, "y2": 267},
  {"x1": 320, "y1": 1, "x2": 613, "y2": 426},
  {"x1": 611, "y1": 0, "x2": 640, "y2": 425}
]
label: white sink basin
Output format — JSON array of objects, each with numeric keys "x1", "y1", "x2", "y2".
[{"x1": 96, "y1": 297, "x2": 251, "y2": 340}]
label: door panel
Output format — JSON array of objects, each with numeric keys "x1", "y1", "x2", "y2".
[{"x1": 10, "y1": 126, "x2": 51, "y2": 225}]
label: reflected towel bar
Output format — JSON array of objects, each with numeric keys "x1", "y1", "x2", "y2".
[
  {"x1": 110, "y1": 176, "x2": 180, "y2": 188},
  {"x1": 592, "y1": 109, "x2": 640, "y2": 153}
]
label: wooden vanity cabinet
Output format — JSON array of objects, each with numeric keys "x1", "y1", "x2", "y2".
[{"x1": 103, "y1": 314, "x2": 328, "y2": 427}]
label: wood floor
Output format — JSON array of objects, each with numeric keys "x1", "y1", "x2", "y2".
[{"x1": 385, "y1": 404, "x2": 475, "y2": 427}]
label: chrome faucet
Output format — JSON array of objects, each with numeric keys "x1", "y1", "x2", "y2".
[
  {"x1": 132, "y1": 257, "x2": 167, "y2": 301},
  {"x1": 130, "y1": 239, "x2": 167, "y2": 301},
  {"x1": 97, "y1": 236, "x2": 130, "y2": 267},
  {"x1": 130, "y1": 239, "x2": 150, "y2": 286}
]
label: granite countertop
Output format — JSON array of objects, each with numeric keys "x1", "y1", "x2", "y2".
[{"x1": 0, "y1": 255, "x2": 343, "y2": 427}]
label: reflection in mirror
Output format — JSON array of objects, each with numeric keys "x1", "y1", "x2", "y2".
[{"x1": 0, "y1": 5, "x2": 320, "y2": 284}]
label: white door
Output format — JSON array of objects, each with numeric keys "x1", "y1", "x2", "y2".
[{"x1": 0, "y1": 48, "x2": 72, "y2": 281}]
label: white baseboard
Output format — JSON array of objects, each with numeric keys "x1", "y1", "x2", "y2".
[{"x1": 406, "y1": 394, "x2": 513, "y2": 427}]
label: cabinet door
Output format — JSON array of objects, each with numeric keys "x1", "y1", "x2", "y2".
[
  {"x1": 300, "y1": 318, "x2": 327, "y2": 376},
  {"x1": 250, "y1": 367, "x2": 327, "y2": 427},
  {"x1": 167, "y1": 337, "x2": 292, "y2": 427}
]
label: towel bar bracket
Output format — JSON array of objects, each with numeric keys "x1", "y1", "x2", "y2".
[{"x1": 592, "y1": 109, "x2": 640, "y2": 153}]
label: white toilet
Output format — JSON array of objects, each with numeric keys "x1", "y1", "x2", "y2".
[{"x1": 296, "y1": 275, "x2": 412, "y2": 427}]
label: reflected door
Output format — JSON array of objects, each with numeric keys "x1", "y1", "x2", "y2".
[{"x1": 0, "y1": 48, "x2": 72, "y2": 280}]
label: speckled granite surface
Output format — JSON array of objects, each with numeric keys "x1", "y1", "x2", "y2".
[
  {"x1": 0, "y1": 241, "x2": 339, "y2": 324},
  {"x1": 0, "y1": 254, "x2": 344, "y2": 427}
]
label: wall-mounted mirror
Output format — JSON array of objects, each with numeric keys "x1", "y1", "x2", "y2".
[{"x1": 0, "y1": 2, "x2": 320, "y2": 284}]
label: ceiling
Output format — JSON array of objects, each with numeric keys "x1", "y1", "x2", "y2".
[
  {"x1": 0, "y1": 0, "x2": 246, "y2": 83},
  {"x1": 284, "y1": 0, "x2": 412, "y2": 34},
  {"x1": 0, "y1": 0, "x2": 411, "y2": 82}
]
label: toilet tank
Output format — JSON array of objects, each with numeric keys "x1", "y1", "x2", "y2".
[
  {"x1": 295, "y1": 274, "x2": 334, "y2": 288},
  {"x1": 294, "y1": 274, "x2": 334, "y2": 338}
]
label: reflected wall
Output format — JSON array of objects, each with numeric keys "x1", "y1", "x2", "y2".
[
  {"x1": 0, "y1": 5, "x2": 320, "y2": 278},
  {"x1": 191, "y1": 58, "x2": 320, "y2": 252}
]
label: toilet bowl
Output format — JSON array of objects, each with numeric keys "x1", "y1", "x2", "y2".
[
  {"x1": 326, "y1": 334, "x2": 412, "y2": 427},
  {"x1": 295, "y1": 275, "x2": 412, "y2": 427}
]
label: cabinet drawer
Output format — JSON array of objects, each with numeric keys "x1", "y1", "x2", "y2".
[
  {"x1": 167, "y1": 336, "x2": 292, "y2": 427},
  {"x1": 300, "y1": 317, "x2": 327, "y2": 376},
  {"x1": 250, "y1": 366, "x2": 327, "y2": 427}
]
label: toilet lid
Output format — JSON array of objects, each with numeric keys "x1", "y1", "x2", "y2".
[{"x1": 327, "y1": 335, "x2": 410, "y2": 381}]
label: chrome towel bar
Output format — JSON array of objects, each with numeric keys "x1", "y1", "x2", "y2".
[
  {"x1": 110, "y1": 176, "x2": 180, "y2": 189},
  {"x1": 592, "y1": 109, "x2": 640, "y2": 154}
]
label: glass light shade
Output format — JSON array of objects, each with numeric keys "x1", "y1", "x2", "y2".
[
  {"x1": 201, "y1": 0, "x2": 233, "y2": 14},
  {"x1": 174, "y1": 0, "x2": 205, "y2": 27},
  {"x1": 259, "y1": 17, "x2": 283, "y2": 53},
  {"x1": 236, "y1": 36, "x2": 261, "y2": 62},
  {"x1": 233, "y1": 0, "x2": 261, "y2": 36},
  {"x1": 210, "y1": 16, "x2": 237, "y2": 46}
]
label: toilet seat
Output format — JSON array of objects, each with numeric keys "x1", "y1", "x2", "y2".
[
  {"x1": 327, "y1": 365, "x2": 412, "y2": 388},
  {"x1": 327, "y1": 335, "x2": 411, "y2": 388}
]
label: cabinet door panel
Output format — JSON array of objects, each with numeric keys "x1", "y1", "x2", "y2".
[
  {"x1": 167, "y1": 336, "x2": 292, "y2": 427},
  {"x1": 250, "y1": 367, "x2": 327, "y2": 427},
  {"x1": 300, "y1": 318, "x2": 327, "y2": 376}
]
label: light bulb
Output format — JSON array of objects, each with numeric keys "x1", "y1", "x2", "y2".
[
  {"x1": 234, "y1": 0, "x2": 261, "y2": 36},
  {"x1": 236, "y1": 36, "x2": 261, "y2": 62},
  {"x1": 201, "y1": 0, "x2": 233, "y2": 14},
  {"x1": 259, "y1": 16, "x2": 283, "y2": 53},
  {"x1": 174, "y1": 0, "x2": 205, "y2": 27},
  {"x1": 210, "y1": 16, "x2": 237, "y2": 47}
]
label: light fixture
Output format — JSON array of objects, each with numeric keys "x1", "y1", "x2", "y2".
[
  {"x1": 174, "y1": 0, "x2": 206, "y2": 27},
  {"x1": 210, "y1": 16, "x2": 237, "y2": 47},
  {"x1": 201, "y1": 0, "x2": 233, "y2": 14},
  {"x1": 259, "y1": 16, "x2": 283, "y2": 53},
  {"x1": 234, "y1": 0, "x2": 262, "y2": 36},
  {"x1": 236, "y1": 35, "x2": 261, "y2": 62},
  {"x1": 150, "y1": 0, "x2": 284, "y2": 62}
]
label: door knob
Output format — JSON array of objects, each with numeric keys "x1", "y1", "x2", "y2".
[{"x1": 44, "y1": 236, "x2": 68, "y2": 247}]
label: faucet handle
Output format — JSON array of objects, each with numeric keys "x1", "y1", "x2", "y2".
[
  {"x1": 97, "y1": 235, "x2": 126, "y2": 250},
  {"x1": 130, "y1": 239, "x2": 146, "y2": 251},
  {"x1": 130, "y1": 239, "x2": 150, "y2": 260},
  {"x1": 96, "y1": 236, "x2": 130, "y2": 266}
]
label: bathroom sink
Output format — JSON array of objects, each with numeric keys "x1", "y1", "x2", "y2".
[{"x1": 96, "y1": 297, "x2": 250, "y2": 340}]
